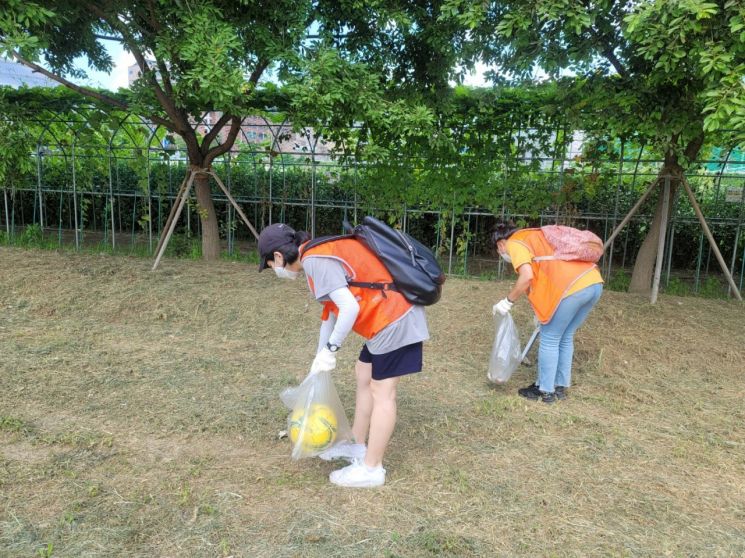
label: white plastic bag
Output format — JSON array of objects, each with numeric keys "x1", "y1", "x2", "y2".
[
  {"x1": 487, "y1": 313, "x2": 522, "y2": 384},
  {"x1": 280, "y1": 370, "x2": 353, "y2": 460}
]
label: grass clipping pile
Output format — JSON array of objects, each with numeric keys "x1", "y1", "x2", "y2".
[{"x1": 1, "y1": 246, "x2": 744, "y2": 557}]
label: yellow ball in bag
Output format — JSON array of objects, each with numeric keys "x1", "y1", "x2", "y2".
[{"x1": 288, "y1": 404, "x2": 338, "y2": 451}]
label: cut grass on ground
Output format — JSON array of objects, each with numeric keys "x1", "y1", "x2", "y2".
[{"x1": 1, "y1": 246, "x2": 744, "y2": 557}]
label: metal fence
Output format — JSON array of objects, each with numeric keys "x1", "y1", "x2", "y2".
[{"x1": 2, "y1": 109, "x2": 745, "y2": 293}]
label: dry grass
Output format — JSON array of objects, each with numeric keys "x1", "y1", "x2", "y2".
[{"x1": 1, "y1": 246, "x2": 744, "y2": 558}]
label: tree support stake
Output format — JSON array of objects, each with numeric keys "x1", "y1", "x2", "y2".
[
  {"x1": 151, "y1": 168, "x2": 261, "y2": 271},
  {"x1": 208, "y1": 171, "x2": 260, "y2": 241},
  {"x1": 603, "y1": 178, "x2": 660, "y2": 252},
  {"x1": 151, "y1": 171, "x2": 196, "y2": 271},
  {"x1": 681, "y1": 177, "x2": 742, "y2": 301},
  {"x1": 650, "y1": 177, "x2": 670, "y2": 304},
  {"x1": 153, "y1": 172, "x2": 192, "y2": 258}
]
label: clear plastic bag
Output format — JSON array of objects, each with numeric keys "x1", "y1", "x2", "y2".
[
  {"x1": 280, "y1": 370, "x2": 353, "y2": 460},
  {"x1": 487, "y1": 313, "x2": 522, "y2": 384}
]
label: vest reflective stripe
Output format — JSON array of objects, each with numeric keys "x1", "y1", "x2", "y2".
[
  {"x1": 508, "y1": 229, "x2": 599, "y2": 324},
  {"x1": 301, "y1": 238, "x2": 412, "y2": 339}
]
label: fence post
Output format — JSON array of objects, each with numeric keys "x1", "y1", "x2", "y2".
[
  {"x1": 694, "y1": 233, "x2": 704, "y2": 293},
  {"x1": 227, "y1": 151, "x2": 234, "y2": 255},
  {"x1": 3, "y1": 187, "x2": 9, "y2": 237},
  {"x1": 36, "y1": 143, "x2": 44, "y2": 231},
  {"x1": 147, "y1": 137, "x2": 153, "y2": 253},
  {"x1": 268, "y1": 148, "x2": 273, "y2": 226},
  {"x1": 448, "y1": 205, "x2": 456, "y2": 275},
  {"x1": 107, "y1": 143, "x2": 116, "y2": 250},
  {"x1": 729, "y1": 181, "x2": 745, "y2": 297},
  {"x1": 72, "y1": 141, "x2": 80, "y2": 251},
  {"x1": 606, "y1": 140, "x2": 625, "y2": 278}
]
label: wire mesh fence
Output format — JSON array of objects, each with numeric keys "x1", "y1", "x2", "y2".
[{"x1": 2, "y1": 109, "x2": 744, "y2": 294}]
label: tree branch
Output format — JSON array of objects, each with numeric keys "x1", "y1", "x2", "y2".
[
  {"x1": 683, "y1": 133, "x2": 705, "y2": 163},
  {"x1": 204, "y1": 116, "x2": 242, "y2": 167},
  {"x1": 603, "y1": 47, "x2": 627, "y2": 78},
  {"x1": 129, "y1": 49, "x2": 187, "y2": 132},
  {"x1": 664, "y1": 132, "x2": 680, "y2": 167},
  {"x1": 84, "y1": 3, "x2": 192, "y2": 137},
  {"x1": 153, "y1": 57, "x2": 175, "y2": 96},
  {"x1": 248, "y1": 59, "x2": 270, "y2": 87},
  {"x1": 136, "y1": 0, "x2": 175, "y2": 97},
  {"x1": 581, "y1": 4, "x2": 628, "y2": 79},
  {"x1": 201, "y1": 112, "x2": 234, "y2": 155},
  {"x1": 93, "y1": 34, "x2": 122, "y2": 41},
  {"x1": 7, "y1": 50, "x2": 175, "y2": 130},
  {"x1": 145, "y1": 0, "x2": 162, "y2": 34},
  {"x1": 140, "y1": 0, "x2": 178, "y2": 98},
  {"x1": 199, "y1": 59, "x2": 270, "y2": 158}
]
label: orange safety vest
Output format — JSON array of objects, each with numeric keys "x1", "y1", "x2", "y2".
[
  {"x1": 300, "y1": 238, "x2": 412, "y2": 339},
  {"x1": 508, "y1": 229, "x2": 599, "y2": 324}
]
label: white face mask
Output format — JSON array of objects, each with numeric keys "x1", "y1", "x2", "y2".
[
  {"x1": 500, "y1": 252, "x2": 512, "y2": 264},
  {"x1": 273, "y1": 266, "x2": 299, "y2": 280}
]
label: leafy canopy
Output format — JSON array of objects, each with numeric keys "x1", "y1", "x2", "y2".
[
  {"x1": 1, "y1": 1, "x2": 469, "y2": 167},
  {"x1": 440, "y1": 0, "x2": 745, "y2": 158}
]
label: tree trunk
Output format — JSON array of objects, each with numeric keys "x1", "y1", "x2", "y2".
[
  {"x1": 628, "y1": 168, "x2": 680, "y2": 294},
  {"x1": 193, "y1": 171, "x2": 220, "y2": 260},
  {"x1": 628, "y1": 135, "x2": 705, "y2": 294}
]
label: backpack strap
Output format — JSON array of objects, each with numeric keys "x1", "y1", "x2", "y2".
[
  {"x1": 347, "y1": 280, "x2": 399, "y2": 293},
  {"x1": 302, "y1": 234, "x2": 399, "y2": 295},
  {"x1": 510, "y1": 237, "x2": 556, "y2": 262},
  {"x1": 301, "y1": 233, "x2": 354, "y2": 254}
]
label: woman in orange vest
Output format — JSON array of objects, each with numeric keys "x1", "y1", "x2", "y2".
[
  {"x1": 491, "y1": 222, "x2": 603, "y2": 403},
  {"x1": 257, "y1": 223, "x2": 429, "y2": 487}
]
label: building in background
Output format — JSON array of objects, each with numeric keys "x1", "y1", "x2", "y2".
[
  {"x1": 128, "y1": 63, "x2": 332, "y2": 159},
  {"x1": 127, "y1": 61, "x2": 161, "y2": 86},
  {"x1": 194, "y1": 113, "x2": 334, "y2": 161},
  {"x1": 0, "y1": 59, "x2": 57, "y2": 88}
]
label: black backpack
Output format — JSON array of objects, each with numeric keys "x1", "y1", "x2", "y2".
[{"x1": 303, "y1": 216, "x2": 445, "y2": 306}]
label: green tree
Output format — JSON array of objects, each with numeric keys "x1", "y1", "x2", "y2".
[
  {"x1": 441, "y1": 0, "x2": 745, "y2": 293},
  {"x1": 1, "y1": 0, "x2": 461, "y2": 259}
]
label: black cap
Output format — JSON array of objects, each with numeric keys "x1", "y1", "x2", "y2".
[{"x1": 257, "y1": 223, "x2": 296, "y2": 271}]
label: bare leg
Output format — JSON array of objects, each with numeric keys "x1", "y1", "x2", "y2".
[
  {"x1": 364, "y1": 376, "x2": 400, "y2": 468},
  {"x1": 352, "y1": 360, "x2": 373, "y2": 444}
]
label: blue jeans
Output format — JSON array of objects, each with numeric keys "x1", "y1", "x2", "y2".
[{"x1": 537, "y1": 283, "x2": 602, "y2": 393}]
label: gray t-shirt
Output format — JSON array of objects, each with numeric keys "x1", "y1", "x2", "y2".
[{"x1": 303, "y1": 256, "x2": 429, "y2": 354}]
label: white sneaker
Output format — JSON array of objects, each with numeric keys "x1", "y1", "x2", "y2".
[
  {"x1": 329, "y1": 459, "x2": 385, "y2": 488},
  {"x1": 317, "y1": 441, "x2": 366, "y2": 462}
]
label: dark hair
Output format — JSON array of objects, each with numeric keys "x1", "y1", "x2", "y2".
[
  {"x1": 491, "y1": 221, "x2": 519, "y2": 244},
  {"x1": 266, "y1": 230, "x2": 311, "y2": 266}
]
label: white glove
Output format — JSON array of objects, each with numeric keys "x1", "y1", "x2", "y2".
[
  {"x1": 492, "y1": 298, "x2": 514, "y2": 316},
  {"x1": 310, "y1": 347, "x2": 337, "y2": 375}
]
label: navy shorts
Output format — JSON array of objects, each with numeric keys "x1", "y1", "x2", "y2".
[{"x1": 358, "y1": 342, "x2": 423, "y2": 381}]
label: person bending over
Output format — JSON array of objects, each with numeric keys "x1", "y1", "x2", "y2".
[
  {"x1": 492, "y1": 222, "x2": 603, "y2": 403},
  {"x1": 258, "y1": 223, "x2": 429, "y2": 487}
]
